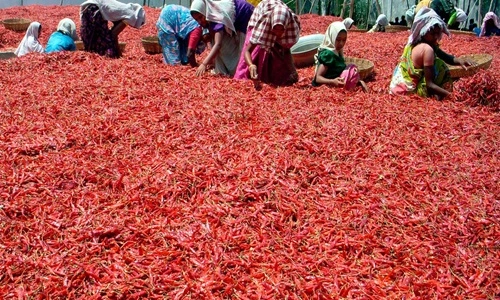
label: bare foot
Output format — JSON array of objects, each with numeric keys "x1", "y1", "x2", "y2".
[{"x1": 360, "y1": 80, "x2": 369, "y2": 93}]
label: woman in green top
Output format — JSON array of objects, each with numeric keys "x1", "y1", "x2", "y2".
[{"x1": 312, "y1": 21, "x2": 368, "y2": 92}]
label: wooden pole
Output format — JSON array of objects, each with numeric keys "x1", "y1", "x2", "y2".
[
  {"x1": 366, "y1": 0, "x2": 372, "y2": 29},
  {"x1": 300, "y1": 0, "x2": 308, "y2": 14},
  {"x1": 488, "y1": 0, "x2": 494, "y2": 12},
  {"x1": 375, "y1": 0, "x2": 382, "y2": 16},
  {"x1": 308, "y1": 0, "x2": 317, "y2": 14},
  {"x1": 340, "y1": 0, "x2": 348, "y2": 18},
  {"x1": 349, "y1": 0, "x2": 354, "y2": 18},
  {"x1": 478, "y1": 0, "x2": 482, "y2": 25}
]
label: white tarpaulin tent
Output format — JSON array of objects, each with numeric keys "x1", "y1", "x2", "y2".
[
  {"x1": 1, "y1": 0, "x2": 497, "y2": 29},
  {"x1": 0, "y1": 0, "x2": 188, "y2": 9}
]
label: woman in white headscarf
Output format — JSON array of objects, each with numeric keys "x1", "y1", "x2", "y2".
[
  {"x1": 448, "y1": 8, "x2": 467, "y2": 30},
  {"x1": 80, "y1": 0, "x2": 146, "y2": 58},
  {"x1": 343, "y1": 17, "x2": 355, "y2": 30},
  {"x1": 312, "y1": 21, "x2": 368, "y2": 91},
  {"x1": 45, "y1": 18, "x2": 78, "y2": 53},
  {"x1": 190, "y1": 0, "x2": 254, "y2": 77},
  {"x1": 406, "y1": 5, "x2": 417, "y2": 27},
  {"x1": 368, "y1": 14, "x2": 388, "y2": 32},
  {"x1": 389, "y1": 7, "x2": 475, "y2": 100},
  {"x1": 15, "y1": 22, "x2": 44, "y2": 57}
]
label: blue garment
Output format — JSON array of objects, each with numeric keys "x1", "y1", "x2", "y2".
[
  {"x1": 233, "y1": 0, "x2": 254, "y2": 33},
  {"x1": 156, "y1": 4, "x2": 200, "y2": 65},
  {"x1": 45, "y1": 31, "x2": 76, "y2": 53},
  {"x1": 473, "y1": 27, "x2": 481, "y2": 36}
]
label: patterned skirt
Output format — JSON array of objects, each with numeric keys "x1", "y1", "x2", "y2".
[
  {"x1": 234, "y1": 28, "x2": 298, "y2": 86},
  {"x1": 80, "y1": 4, "x2": 120, "y2": 58}
]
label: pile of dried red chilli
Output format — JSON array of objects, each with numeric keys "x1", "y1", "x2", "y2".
[{"x1": 1, "y1": 5, "x2": 499, "y2": 299}]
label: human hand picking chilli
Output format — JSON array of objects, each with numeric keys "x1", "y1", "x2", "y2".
[
  {"x1": 454, "y1": 57, "x2": 477, "y2": 70},
  {"x1": 248, "y1": 64, "x2": 258, "y2": 79},
  {"x1": 332, "y1": 77, "x2": 346, "y2": 87}
]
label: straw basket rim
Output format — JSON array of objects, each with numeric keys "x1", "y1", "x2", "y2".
[
  {"x1": 345, "y1": 57, "x2": 374, "y2": 80},
  {"x1": 385, "y1": 25, "x2": 409, "y2": 33},
  {"x1": 448, "y1": 53, "x2": 493, "y2": 78},
  {"x1": 2, "y1": 18, "x2": 31, "y2": 32},
  {"x1": 74, "y1": 41, "x2": 126, "y2": 52},
  {"x1": 449, "y1": 29, "x2": 476, "y2": 36},
  {"x1": 350, "y1": 29, "x2": 368, "y2": 33},
  {"x1": 118, "y1": 42, "x2": 126, "y2": 52},
  {"x1": 75, "y1": 40, "x2": 84, "y2": 50},
  {"x1": 141, "y1": 35, "x2": 162, "y2": 54},
  {"x1": 0, "y1": 50, "x2": 17, "y2": 60}
]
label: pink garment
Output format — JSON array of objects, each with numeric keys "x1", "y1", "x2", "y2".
[
  {"x1": 234, "y1": 28, "x2": 254, "y2": 80},
  {"x1": 340, "y1": 64, "x2": 360, "y2": 90},
  {"x1": 188, "y1": 26, "x2": 202, "y2": 49},
  {"x1": 480, "y1": 12, "x2": 500, "y2": 37},
  {"x1": 234, "y1": 27, "x2": 297, "y2": 86}
]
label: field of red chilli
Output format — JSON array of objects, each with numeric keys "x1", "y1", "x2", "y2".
[{"x1": 1, "y1": 5, "x2": 499, "y2": 299}]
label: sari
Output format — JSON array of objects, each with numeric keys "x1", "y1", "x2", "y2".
[
  {"x1": 191, "y1": 0, "x2": 247, "y2": 76},
  {"x1": 15, "y1": 22, "x2": 44, "y2": 57},
  {"x1": 156, "y1": 5, "x2": 201, "y2": 65},
  {"x1": 233, "y1": 0, "x2": 300, "y2": 85},
  {"x1": 389, "y1": 8, "x2": 452, "y2": 97},
  {"x1": 80, "y1": 0, "x2": 145, "y2": 58}
]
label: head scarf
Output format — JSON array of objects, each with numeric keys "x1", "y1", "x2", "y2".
[
  {"x1": 81, "y1": 0, "x2": 146, "y2": 28},
  {"x1": 376, "y1": 14, "x2": 389, "y2": 26},
  {"x1": 57, "y1": 18, "x2": 78, "y2": 41},
  {"x1": 480, "y1": 12, "x2": 500, "y2": 37},
  {"x1": 248, "y1": 0, "x2": 300, "y2": 50},
  {"x1": 407, "y1": 7, "x2": 449, "y2": 45},
  {"x1": 15, "y1": 21, "x2": 44, "y2": 57},
  {"x1": 406, "y1": 5, "x2": 416, "y2": 26},
  {"x1": 318, "y1": 21, "x2": 346, "y2": 56},
  {"x1": 190, "y1": 0, "x2": 236, "y2": 34},
  {"x1": 455, "y1": 8, "x2": 467, "y2": 23},
  {"x1": 343, "y1": 17, "x2": 354, "y2": 29}
]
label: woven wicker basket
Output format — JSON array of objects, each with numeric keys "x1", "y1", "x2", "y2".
[
  {"x1": 350, "y1": 29, "x2": 368, "y2": 33},
  {"x1": 449, "y1": 29, "x2": 475, "y2": 36},
  {"x1": 141, "y1": 36, "x2": 162, "y2": 54},
  {"x1": 385, "y1": 25, "x2": 409, "y2": 33},
  {"x1": 2, "y1": 18, "x2": 31, "y2": 32},
  {"x1": 75, "y1": 41, "x2": 84, "y2": 50},
  {"x1": 345, "y1": 57, "x2": 374, "y2": 80},
  {"x1": 74, "y1": 41, "x2": 126, "y2": 52},
  {"x1": 448, "y1": 53, "x2": 493, "y2": 78},
  {"x1": 119, "y1": 42, "x2": 126, "y2": 52},
  {"x1": 0, "y1": 50, "x2": 17, "y2": 60}
]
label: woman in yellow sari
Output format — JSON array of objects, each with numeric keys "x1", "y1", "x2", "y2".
[{"x1": 389, "y1": 8, "x2": 475, "y2": 100}]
